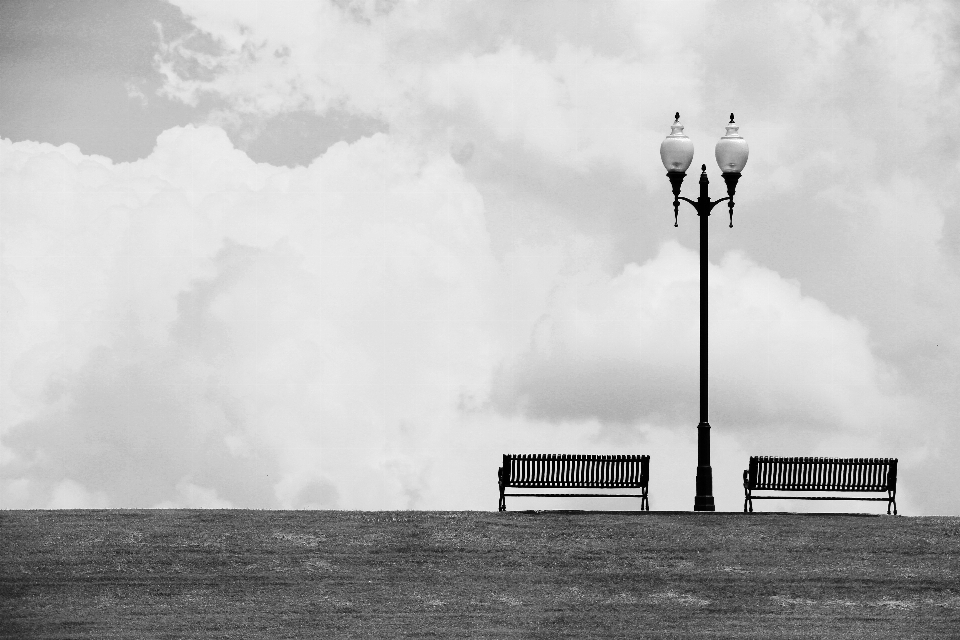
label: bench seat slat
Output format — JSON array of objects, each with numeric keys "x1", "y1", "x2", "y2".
[
  {"x1": 505, "y1": 493, "x2": 648, "y2": 498},
  {"x1": 748, "y1": 496, "x2": 890, "y2": 501}
]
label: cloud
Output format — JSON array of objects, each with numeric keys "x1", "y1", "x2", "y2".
[
  {"x1": 153, "y1": 0, "x2": 714, "y2": 174},
  {"x1": 493, "y1": 241, "x2": 919, "y2": 450},
  {"x1": 0, "y1": 126, "x2": 503, "y2": 509},
  {"x1": 154, "y1": 0, "x2": 390, "y2": 116}
]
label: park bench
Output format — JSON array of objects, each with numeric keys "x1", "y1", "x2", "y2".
[
  {"x1": 743, "y1": 456, "x2": 898, "y2": 514},
  {"x1": 498, "y1": 454, "x2": 649, "y2": 512}
]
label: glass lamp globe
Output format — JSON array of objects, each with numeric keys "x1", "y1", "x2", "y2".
[
  {"x1": 715, "y1": 114, "x2": 749, "y2": 173},
  {"x1": 660, "y1": 113, "x2": 694, "y2": 173}
]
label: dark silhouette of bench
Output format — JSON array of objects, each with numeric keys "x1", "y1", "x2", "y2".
[
  {"x1": 498, "y1": 454, "x2": 649, "y2": 512},
  {"x1": 743, "y1": 456, "x2": 898, "y2": 514}
]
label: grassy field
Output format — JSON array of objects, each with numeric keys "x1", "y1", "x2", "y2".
[{"x1": 2, "y1": 510, "x2": 959, "y2": 639}]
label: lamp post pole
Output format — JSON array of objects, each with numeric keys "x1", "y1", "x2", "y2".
[{"x1": 661, "y1": 113, "x2": 748, "y2": 512}]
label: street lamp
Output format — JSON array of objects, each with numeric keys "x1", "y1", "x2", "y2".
[{"x1": 660, "y1": 112, "x2": 749, "y2": 512}]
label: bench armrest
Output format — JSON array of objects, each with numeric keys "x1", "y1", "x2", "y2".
[{"x1": 742, "y1": 469, "x2": 750, "y2": 488}]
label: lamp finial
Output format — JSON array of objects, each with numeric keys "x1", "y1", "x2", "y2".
[
  {"x1": 729, "y1": 113, "x2": 735, "y2": 124},
  {"x1": 701, "y1": 164, "x2": 706, "y2": 173},
  {"x1": 675, "y1": 112, "x2": 680, "y2": 122}
]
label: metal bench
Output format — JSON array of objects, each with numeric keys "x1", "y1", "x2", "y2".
[
  {"x1": 498, "y1": 454, "x2": 650, "y2": 512},
  {"x1": 743, "y1": 456, "x2": 898, "y2": 514}
]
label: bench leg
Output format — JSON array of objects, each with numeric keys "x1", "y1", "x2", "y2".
[
  {"x1": 499, "y1": 489, "x2": 506, "y2": 512},
  {"x1": 641, "y1": 489, "x2": 649, "y2": 511},
  {"x1": 744, "y1": 493, "x2": 753, "y2": 513},
  {"x1": 888, "y1": 492, "x2": 897, "y2": 516}
]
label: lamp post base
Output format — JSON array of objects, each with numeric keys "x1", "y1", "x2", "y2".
[
  {"x1": 693, "y1": 492, "x2": 716, "y2": 511},
  {"x1": 694, "y1": 421, "x2": 715, "y2": 511}
]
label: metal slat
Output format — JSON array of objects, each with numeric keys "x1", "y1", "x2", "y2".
[
  {"x1": 748, "y1": 496, "x2": 889, "y2": 501},
  {"x1": 505, "y1": 493, "x2": 647, "y2": 498}
]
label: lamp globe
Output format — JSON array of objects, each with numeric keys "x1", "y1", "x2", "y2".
[
  {"x1": 715, "y1": 113, "x2": 748, "y2": 173},
  {"x1": 660, "y1": 112, "x2": 694, "y2": 173}
]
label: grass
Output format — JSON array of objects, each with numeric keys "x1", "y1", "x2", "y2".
[{"x1": 2, "y1": 510, "x2": 959, "y2": 639}]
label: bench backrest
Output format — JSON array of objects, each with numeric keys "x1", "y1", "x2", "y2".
[
  {"x1": 501, "y1": 454, "x2": 649, "y2": 488},
  {"x1": 747, "y1": 456, "x2": 897, "y2": 492}
]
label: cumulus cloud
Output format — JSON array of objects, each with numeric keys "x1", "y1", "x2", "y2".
[
  {"x1": 493, "y1": 242, "x2": 917, "y2": 442},
  {"x1": 0, "y1": 126, "x2": 503, "y2": 509},
  {"x1": 0, "y1": 126, "x2": 936, "y2": 510}
]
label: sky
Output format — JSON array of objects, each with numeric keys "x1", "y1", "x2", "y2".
[{"x1": 1, "y1": 0, "x2": 959, "y2": 514}]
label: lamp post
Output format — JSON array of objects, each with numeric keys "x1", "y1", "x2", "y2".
[{"x1": 659, "y1": 112, "x2": 749, "y2": 512}]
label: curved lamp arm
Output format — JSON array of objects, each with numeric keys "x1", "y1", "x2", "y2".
[
  {"x1": 668, "y1": 170, "x2": 741, "y2": 227},
  {"x1": 675, "y1": 195, "x2": 730, "y2": 223}
]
